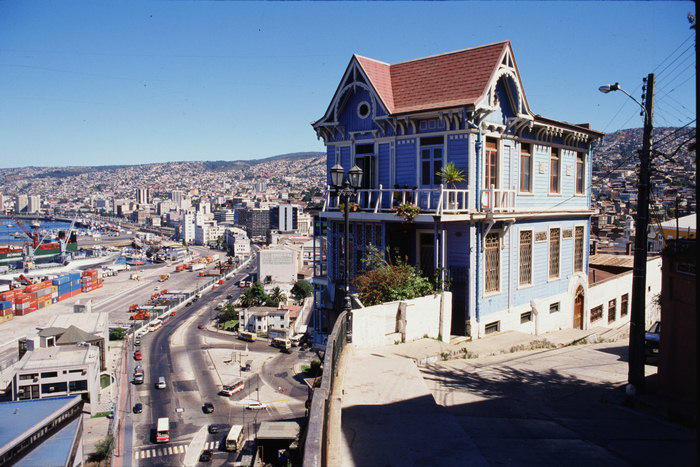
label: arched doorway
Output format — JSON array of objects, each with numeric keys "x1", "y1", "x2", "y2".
[{"x1": 573, "y1": 286, "x2": 584, "y2": 329}]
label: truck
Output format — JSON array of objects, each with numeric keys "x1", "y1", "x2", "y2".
[
  {"x1": 190, "y1": 263, "x2": 205, "y2": 272},
  {"x1": 159, "y1": 274, "x2": 169, "y2": 282},
  {"x1": 129, "y1": 310, "x2": 151, "y2": 320},
  {"x1": 129, "y1": 304, "x2": 139, "y2": 312}
]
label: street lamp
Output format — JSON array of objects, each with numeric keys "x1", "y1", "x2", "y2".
[
  {"x1": 330, "y1": 162, "x2": 363, "y2": 341},
  {"x1": 599, "y1": 75, "x2": 655, "y2": 396}
]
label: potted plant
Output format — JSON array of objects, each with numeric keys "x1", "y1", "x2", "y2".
[
  {"x1": 395, "y1": 202, "x2": 421, "y2": 222},
  {"x1": 436, "y1": 162, "x2": 466, "y2": 209},
  {"x1": 338, "y1": 202, "x2": 360, "y2": 212}
]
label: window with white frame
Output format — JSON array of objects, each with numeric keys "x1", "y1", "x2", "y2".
[
  {"x1": 576, "y1": 152, "x2": 586, "y2": 194},
  {"x1": 549, "y1": 228, "x2": 560, "y2": 279},
  {"x1": 484, "y1": 232, "x2": 500, "y2": 293},
  {"x1": 485, "y1": 137, "x2": 499, "y2": 189},
  {"x1": 550, "y1": 148, "x2": 560, "y2": 193},
  {"x1": 519, "y1": 230, "x2": 532, "y2": 286},
  {"x1": 574, "y1": 226, "x2": 584, "y2": 272},
  {"x1": 520, "y1": 143, "x2": 532, "y2": 193}
]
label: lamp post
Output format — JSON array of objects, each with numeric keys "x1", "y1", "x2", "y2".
[
  {"x1": 599, "y1": 74, "x2": 654, "y2": 395},
  {"x1": 330, "y1": 162, "x2": 363, "y2": 342}
]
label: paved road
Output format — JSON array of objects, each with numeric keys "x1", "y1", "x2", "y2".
[{"x1": 419, "y1": 342, "x2": 696, "y2": 467}]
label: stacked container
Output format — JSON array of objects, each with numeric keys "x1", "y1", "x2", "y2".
[
  {"x1": 69, "y1": 272, "x2": 82, "y2": 297},
  {"x1": 0, "y1": 299, "x2": 13, "y2": 323},
  {"x1": 52, "y1": 274, "x2": 73, "y2": 302},
  {"x1": 81, "y1": 269, "x2": 99, "y2": 293}
]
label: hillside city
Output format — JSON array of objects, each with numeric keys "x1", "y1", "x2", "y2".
[{"x1": 0, "y1": 127, "x2": 695, "y2": 254}]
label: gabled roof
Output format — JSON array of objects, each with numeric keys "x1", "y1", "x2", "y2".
[
  {"x1": 55, "y1": 325, "x2": 99, "y2": 345},
  {"x1": 37, "y1": 327, "x2": 66, "y2": 338},
  {"x1": 355, "y1": 41, "x2": 510, "y2": 115}
]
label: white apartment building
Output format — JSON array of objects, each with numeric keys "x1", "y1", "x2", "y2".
[
  {"x1": 28, "y1": 196, "x2": 41, "y2": 213},
  {"x1": 15, "y1": 195, "x2": 28, "y2": 213},
  {"x1": 258, "y1": 246, "x2": 301, "y2": 284},
  {"x1": 224, "y1": 228, "x2": 251, "y2": 257},
  {"x1": 239, "y1": 306, "x2": 290, "y2": 334},
  {"x1": 181, "y1": 212, "x2": 195, "y2": 244},
  {"x1": 11, "y1": 312, "x2": 110, "y2": 415}
]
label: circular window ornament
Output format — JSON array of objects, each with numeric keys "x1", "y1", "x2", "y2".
[{"x1": 357, "y1": 101, "x2": 371, "y2": 119}]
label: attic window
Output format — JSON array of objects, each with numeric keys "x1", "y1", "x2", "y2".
[{"x1": 357, "y1": 101, "x2": 371, "y2": 119}]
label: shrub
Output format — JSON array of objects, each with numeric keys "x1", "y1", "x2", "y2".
[
  {"x1": 109, "y1": 328, "x2": 126, "y2": 341},
  {"x1": 352, "y1": 246, "x2": 434, "y2": 307}
]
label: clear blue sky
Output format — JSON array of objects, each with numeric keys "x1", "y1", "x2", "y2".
[{"x1": 0, "y1": 1, "x2": 695, "y2": 168}]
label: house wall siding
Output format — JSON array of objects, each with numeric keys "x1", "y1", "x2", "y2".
[{"x1": 395, "y1": 139, "x2": 417, "y2": 188}]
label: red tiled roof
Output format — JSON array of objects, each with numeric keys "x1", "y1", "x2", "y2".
[{"x1": 356, "y1": 41, "x2": 509, "y2": 115}]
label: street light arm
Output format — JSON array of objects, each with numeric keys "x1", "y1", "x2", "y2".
[{"x1": 616, "y1": 87, "x2": 647, "y2": 117}]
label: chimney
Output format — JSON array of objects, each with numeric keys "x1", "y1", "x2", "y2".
[{"x1": 626, "y1": 242, "x2": 633, "y2": 255}]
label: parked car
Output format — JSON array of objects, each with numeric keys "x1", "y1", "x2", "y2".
[
  {"x1": 133, "y1": 403, "x2": 142, "y2": 414},
  {"x1": 134, "y1": 351, "x2": 142, "y2": 360},
  {"x1": 133, "y1": 373, "x2": 144, "y2": 384},
  {"x1": 198, "y1": 324, "x2": 205, "y2": 330},
  {"x1": 203, "y1": 402, "x2": 215, "y2": 413},
  {"x1": 199, "y1": 450, "x2": 213, "y2": 462},
  {"x1": 246, "y1": 402, "x2": 267, "y2": 410},
  {"x1": 645, "y1": 321, "x2": 661, "y2": 364},
  {"x1": 208, "y1": 423, "x2": 230, "y2": 434},
  {"x1": 134, "y1": 337, "x2": 141, "y2": 346},
  {"x1": 170, "y1": 311, "x2": 177, "y2": 316},
  {"x1": 226, "y1": 294, "x2": 233, "y2": 299}
]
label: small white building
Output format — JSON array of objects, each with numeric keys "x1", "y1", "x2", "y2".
[
  {"x1": 225, "y1": 227, "x2": 251, "y2": 257},
  {"x1": 258, "y1": 247, "x2": 300, "y2": 284},
  {"x1": 240, "y1": 306, "x2": 290, "y2": 334}
]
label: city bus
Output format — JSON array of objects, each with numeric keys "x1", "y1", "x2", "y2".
[
  {"x1": 220, "y1": 379, "x2": 245, "y2": 396},
  {"x1": 156, "y1": 417, "x2": 170, "y2": 443},
  {"x1": 148, "y1": 319, "x2": 163, "y2": 332},
  {"x1": 271, "y1": 338, "x2": 291, "y2": 350},
  {"x1": 225, "y1": 425, "x2": 245, "y2": 451},
  {"x1": 238, "y1": 331, "x2": 257, "y2": 342}
]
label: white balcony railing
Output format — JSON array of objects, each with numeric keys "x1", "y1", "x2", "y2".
[
  {"x1": 323, "y1": 184, "x2": 516, "y2": 216},
  {"x1": 480, "y1": 185, "x2": 516, "y2": 213},
  {"x1": 324, "y1": 184, "x2": 471, "y2": 215}
]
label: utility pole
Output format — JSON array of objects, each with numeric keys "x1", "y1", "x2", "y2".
[{"x1": 628, "y1": 72, "x2": 654, "y2": 395}]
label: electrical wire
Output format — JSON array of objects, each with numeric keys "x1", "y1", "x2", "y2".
[
  {"x1": 653, "y1": 119, "x2": 696, "y2": 146},
  {"x1": 655, "y1": 43, "x2": 695, "y2": 79}
]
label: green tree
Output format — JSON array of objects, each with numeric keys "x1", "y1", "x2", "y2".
[
  {"x1": 89, "y1": 434, "x2": 114, "y2": 463},
  {"x1": 351, "y1": 246, "x2": 435, "y2": 306},
  {"x1": 265, "y1": 287, "x2": 287, "y2": 307},
  {"x1": 239, "y1": 281, "x2": 268, "y2": 307},
  {"x1": 291, "y1": 280, "x2": 313, "y2": 302},
  {"x1": 109, "y1": 328, "x2": 126, "y2": 341},
  {"x1": 217, "y1": 304, "x2": 238, "y2": 323}
]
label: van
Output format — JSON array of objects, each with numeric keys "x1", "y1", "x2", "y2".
[{"x1": 157, "y1": 377, "x2": 166, "y2": 389}]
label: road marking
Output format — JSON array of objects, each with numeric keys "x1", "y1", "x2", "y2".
[{"x1": 134, "y1": 444, "x2": 191, "y2": 459}]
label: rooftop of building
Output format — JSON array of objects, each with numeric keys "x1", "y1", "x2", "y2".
[
  {"x1": 0, "y1": 396, "x2": 81, "y2": 458},
  {"x1": 17, "y1": 344, "x2": 98, "y2": 371}
]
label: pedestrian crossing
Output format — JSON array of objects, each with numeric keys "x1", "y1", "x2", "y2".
[{"x1": 133, "y1": 441, "x2": 220, "y2": 459}]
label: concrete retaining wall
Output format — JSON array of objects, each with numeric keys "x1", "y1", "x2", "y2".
[{"x1": 351, "y1": 292, "x2": 452, "y2": 348}]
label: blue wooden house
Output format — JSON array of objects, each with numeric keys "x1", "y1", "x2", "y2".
[{"x1": 311, "y1": 41, "x2": 604, "y2": 338}]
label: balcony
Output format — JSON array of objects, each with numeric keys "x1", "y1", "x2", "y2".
[{"x1": 323, "y1": 184, "x2": 516, "y2": 216}]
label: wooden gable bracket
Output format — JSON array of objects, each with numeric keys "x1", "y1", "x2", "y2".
[{"x1": 480, "y1": 213, "x2": 495, "y2": 253}]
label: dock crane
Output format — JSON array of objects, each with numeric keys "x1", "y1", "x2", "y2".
[{"x1": 58, "y1": 215, "x2": 78, "y2": 264}]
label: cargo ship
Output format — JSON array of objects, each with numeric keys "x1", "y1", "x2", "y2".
[{"x1": 0, "y1": 232, "x2": 78, "y2": 264}]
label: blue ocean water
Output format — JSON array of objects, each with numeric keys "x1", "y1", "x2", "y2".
[{"x1": 0, "y1": 218, "x2": 82, "y2": 244}]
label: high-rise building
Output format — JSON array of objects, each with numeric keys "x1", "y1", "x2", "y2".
[
  {"x1": 181, "y1": 212, "x2": 195, "y2": 244},
  {"x1": 241, "y1": 207, "x2": 271, "y2": 238},
  {"x1": 28, "y1": 196, "x2": 41, "y2": 214},
  {"x1": 275, "y1": 205, "x2": 300, "y2": 233},
  {"x1": 0, "y1": 193, "x2": 5, "y2": 212},
  {"x1": 15, "y1": 195, "x2": 28, "y2": 213},
  {"x1": 135, "y1": 188, "x2": 151, "y2": 205}
]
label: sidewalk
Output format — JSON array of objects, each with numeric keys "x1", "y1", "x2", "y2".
[
  {"x1": 336, "y1": 325, "x2": 696, "y2": 466},
  {"x1": 382, "y1": 324, "x2": 621, "y2": 366}
]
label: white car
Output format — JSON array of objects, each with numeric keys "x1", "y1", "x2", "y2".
[{"x1": 246, "y1": 402, "x2": 267, "y2": 410}]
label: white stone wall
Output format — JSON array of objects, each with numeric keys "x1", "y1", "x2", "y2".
[
  {"x1": 588, "y1": 256, "x2": 662, "y2": 328},
  {"x1": 351, "y1": 293, "x2": 452, "y2": 348}
]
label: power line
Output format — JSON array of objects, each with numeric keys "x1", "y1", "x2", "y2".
[
  {"x1": 652, "y1": 34, "x2": 695, "y2": 74},
  {"x1": 656, "y1": 89, "x2": 695, "y2": 120},
  {"x1": 653, "y1": 119, "x2": 696, "y2": 146},
  {"x1": 656, "y1": 61, "x2": 696, "y2": 94},
  {"x1": 655, "y1": 43, "x2": 695, "y2": 78}
]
